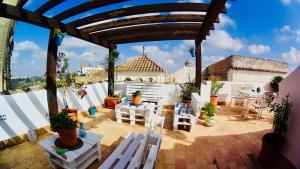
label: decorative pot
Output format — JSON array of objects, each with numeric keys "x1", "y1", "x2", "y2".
[
  {"x1": 258, "y1": 133, "x2": 284, "y2": 164},
  {"x1": 132, "y1": 96, "x2": 142, "y2": 105},
  {"x1": 182, "y1": 98, "x2": 191, "y2": 103},
  {"x1": 88, "y1": 107, "x2": 97, "y2": 116},
  {"x1": 199, "y1": 111, "x2": 205, "y2": 120},
  {"x1": 63, "y1": 108, "x2": 78, "y2": 121},
  {"x1": 204, "y1": 116, "x2": 215, "y2": 127},
  {"x1": 55, "y1": 34, "x2": 64, "y2": 46},
  {"x1": 58, "y1": 128, "x2": 78, "y2": 148},
  {"x1": 210, "y1": 95, "x2": 218, "y2": 106},
  {"x1": 78, "y1": 122, "x2": 87, "y2": 138},
  {"x1": 106, "y1": 97, "x2": 119, "y2": 109}
]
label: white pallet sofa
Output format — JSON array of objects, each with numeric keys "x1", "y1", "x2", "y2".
[
  {"x1": 115, "y1": 103, "x2": 155, "y2": 127},
  {"x1": 99, "y1": 116, "x2": 165, "y2": 169},
  {"x1": 173, "y1": 102, "x2": 197, "y2": 132}
]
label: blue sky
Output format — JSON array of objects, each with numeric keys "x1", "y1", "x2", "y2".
[{"x1": 11, "y1": 0, "x2": 300, "y2": 76}]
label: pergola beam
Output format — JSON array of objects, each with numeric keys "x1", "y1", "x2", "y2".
[
  {"x1": 91, "y1": 23, "x2": 210, "y2": 38},
  {"x1": 35, "y1": 0, "x2": 66, "y2": 14},
  {"x1": 17, "y1": 0, "x2": 28, "y2": 7},
  {"x1": 108, "y1": 32, "x2": 197, "y2": 44},
  {"x1": 81, "y1": 14, "x2": 219, "y2": 33},
  {"x1": 0, "y1": 3, "x2": 111, "y2": 48},
  {"x1": 196, "y1": 0, "x2": 227, "y2": 44},
  {"x1": 53, "y1": 0, "x2": 130, "y2": 21},
  {"x1": 69, "y1": 3, "x2": 226, "y2": 27}
]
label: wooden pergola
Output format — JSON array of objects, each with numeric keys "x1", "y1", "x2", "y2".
[{"x1": 0, "y1": 0, "x2": 232, "y2": 116}]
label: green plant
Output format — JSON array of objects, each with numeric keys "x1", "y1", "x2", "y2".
[
  {"x1": 270, "y1": 76, "x2": 284, "y2": 93},
  {"x1": 179, "y1": 83, "x2": 200, "y2": 100},
  {"x1": 208, "y1": 75, "x2": 222, "y2": 96},
  {"x1": 268, "y1": 94, "x2": 293, "y2": 136},
  {"x1": 201, "y1": 102, "x2": 217, "y2": 117},
  {"x1": 132, "y1": 91, "x2": 142, "y2": 97},
  {"x1": 50, "y1": 111, "x2": 77, "y2": 132}
]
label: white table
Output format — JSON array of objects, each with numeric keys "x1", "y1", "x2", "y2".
[
  {"x1": 238, "y1": 89, "x2": 264, "y2": 98},
  {"x1": 115, "y1": 102, "x2": 155, "y2": 126},
  {"x1": 39, "y1": 131, "x2": 103, "y2": 169}
]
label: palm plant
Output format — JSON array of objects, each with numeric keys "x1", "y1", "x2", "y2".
[
  {"x1": 270, "y1": 76, "x2": 283, "y2": 93},
  {"x1": 179, "y1": 83, "x2": 200, "y2": 100},
  {"x1": 208, "y1": 75, "x2": 222, "y2": 96}
]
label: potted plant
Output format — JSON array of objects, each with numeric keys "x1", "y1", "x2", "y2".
[
  {"x1": 54, "y1": 28, "x2": 66, "y2": 46},
  {"x1": 179, "y1": 83, "x2": 200, "y2": 103},
  {"x1": 132, "y1": 91, "x2": 142, "y2": 105},
  {"x1": 208, "y1": 75, "x2": 222, "y2": 106},
  {"x1": 57, "y1": 52, "x2": 83, "y2": 120},
  {"x1": 201, "y1": 102, "x2": 217, "y2": 127},
  {"x1": 189, "y1": 47, "x2": 195, "y2": 57},
  {"x1": 50, "y1": 111, "x2": 78, "y2": 148},
  {"x1": 88, "y1": 106, "x2": 97, "y2": 116},
  {"x1": 258, "y1": 94, "x2": 293, "y2": 164},
  {"x1": 270, "y1": 76, "x2": 284, "y2": 93}
]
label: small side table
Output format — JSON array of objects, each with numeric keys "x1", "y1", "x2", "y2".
[{"x1": 39, "y1": 131, "x2": 103, "y2": 169}]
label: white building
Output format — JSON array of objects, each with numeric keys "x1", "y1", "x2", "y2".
[
  {"x1": 80, "y1": 65, "x2": 104, "y2": 76},
  {"x1": 115, "y1": 55, "x2": 166, "y2": 83}
]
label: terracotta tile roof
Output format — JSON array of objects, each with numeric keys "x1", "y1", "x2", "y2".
[{"x1": 115, "y1": 55, "x2": 165, "y2": 73}]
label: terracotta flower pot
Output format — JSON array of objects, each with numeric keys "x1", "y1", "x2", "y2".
[
  {"x1": 106, "y1": 97, "x2": 119, "y2": 109},
  {"x1": 210, "y1": 96, "x2": 218, "y2": 106},
  {"x1": 58, "y1": 128, "x2": 78, "y2": 148},
  {"x1": 182, "y1": 98, "x2": 191, "y2": 103},
  {"x1": 258, "y1": 133, "x2": 284, "y2": 164},
  {"x1": 132, "y1": 96, "x2": 142, "y2": 105}
]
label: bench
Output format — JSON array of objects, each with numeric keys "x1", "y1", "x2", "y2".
[
  {"x1": 99, "y1": 115, "x2": 165, "y2": 169},
  {"x1": 126, "y1": 83, "x2": 164, "y2": 104}
]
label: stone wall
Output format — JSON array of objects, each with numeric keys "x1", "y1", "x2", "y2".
[
  {"x1": 206, "y1": 55, "x2": 288, "y2": 82},
  {"x1": 0, "y1": 0, "x2": 19, "y2": 92}
]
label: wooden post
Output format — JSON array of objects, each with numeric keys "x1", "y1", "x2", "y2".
[
  {"x1": 195, "y1": 42, "x2": 202, "y2": 87},
  {"x1": 108, "y1": 47, "x2": 116, "y2": 96},
  {"x1": 46, "y1": 29, "x2": 58, "y2": 116}
]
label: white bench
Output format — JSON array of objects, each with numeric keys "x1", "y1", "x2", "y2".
[
  {"x1": 126, "y1": 83, "x2": 164, "y2": 103},
  {"x1": 99, "y1": 116, "x2": 165, "y2": 169},
  {"x1": 115, "y1": 102, "x2": 155, "y2": 127}
]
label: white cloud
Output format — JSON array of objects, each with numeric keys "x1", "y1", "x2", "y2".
[
  {"x1": 281, "y1": 0, "x2": 300, "y2": 5},
  {"x1": 15, "y1": 40, "x2": 39, "y2": 51},
  {"x1": 165, "y1": 59, "x2": 175, "y2": 66},
  {"x1": 281, "y1": 47, "x2": 300, "y2": 65},
  {"x1": 281, "y1": 0, "x2": 291, "y2": 5},
  {"x1": 277, "y1": 25, "x2": 300, "y2": 43},
  {"x1": 205, "y1": 30, "x2": 243, "y2": 52},
  {"x1": 248, "y1": 44, "x2": 271, "y2": 55},
  {"x1": 218, "y1": 14, "x2": 236, "y2": 28}
]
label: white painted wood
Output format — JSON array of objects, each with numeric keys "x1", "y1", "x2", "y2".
[
  {"x1": 99, "y1": 116, "x2": 165, "y2": 169},
  {"x1": 173, "y1": 103, "x2": 196, "y2": 132},
  {"x1": 39, "y1": 131, "x2": 103, "y2": 169},
  {"x1": 126, "y1": 83, "x2": 164, "y2": 103}
]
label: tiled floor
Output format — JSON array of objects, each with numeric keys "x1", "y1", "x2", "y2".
[{"x1": 0, "y1": 106, "x2": 273, "y2": 169}]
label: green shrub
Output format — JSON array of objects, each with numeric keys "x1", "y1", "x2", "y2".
[
  {"x1": 208, "y1": 75, "x2": 222, "y2": 96},
  {"x1": 179, "y1": 83, "x2": 200, "y2": 100},
  {"x1": 201, "y1": 102, "x2": 217, "y2": 117},
  {"x1": 270, "y1": 76, "x2": 284, "y2": 93},
  {"x1": 132, "y1": 91, "x2": 142, "y2": 97},
  {"x1": 50, "y1": 111, "x2": 77, "y2": 132}
]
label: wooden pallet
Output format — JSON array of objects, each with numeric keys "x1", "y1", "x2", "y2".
[{"x1": 99, "y1": 116, "x2": 165, "y2": 169}]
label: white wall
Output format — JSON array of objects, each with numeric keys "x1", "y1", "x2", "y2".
[
  {"x1": 277, "y1": 65, "x2": 300, "y2": 168},
  {"x1": 0, "y1": 82, "x2": 108, "y2": 141},
  {"x1": 228, "y1": 69, "x2": 286, "y2": 83}
]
